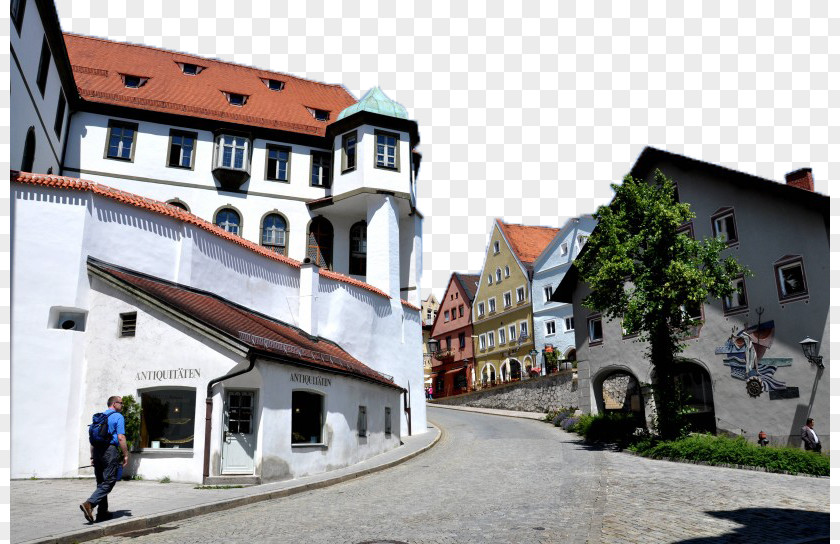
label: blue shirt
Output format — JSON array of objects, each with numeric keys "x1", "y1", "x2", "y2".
[{"x1": 104, "y1": 409, "x2": 126, "y2": 446}]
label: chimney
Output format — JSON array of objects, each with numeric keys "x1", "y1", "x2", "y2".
[
  {"x1": 298, "y1": 258, "x2": 319, "y2": 337},
  {"x1": 785, "y1": 168, "x2": 813, "y2": 192}
]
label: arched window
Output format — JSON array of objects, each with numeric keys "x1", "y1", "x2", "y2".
[
  {"x1": 21, "y1": 127, "x2": 36, "y2": 172},
  {"x1": 349, "y1": 221, "x2": 367, "y2": 276},
  {"x1": 215, "y1": 208, "x2": 241, "y2": 236},
  {"x1": 166, "y1": 200, "x2": 189, "y2": 212},
  {"x1": 495, "y1": 268, "x2": 502, "y2": 282},
  {"x1": 307, "y1": 216, "x2": 333, "y2": 269},
  {"x1": 262, "y1": 213, "x2": 287, "y2": 255}
]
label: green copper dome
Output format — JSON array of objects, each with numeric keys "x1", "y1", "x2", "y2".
[{"x1": 337, "y1": 87, "x2": 408, "y2": 121}]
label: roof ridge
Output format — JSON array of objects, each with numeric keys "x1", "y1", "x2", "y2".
[{"x1": 63, "y1": 32, "x2": 355, "y2": 93}]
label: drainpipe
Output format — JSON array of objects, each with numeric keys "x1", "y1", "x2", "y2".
[
  {"x1": 403, "y1": 380, "x2": 412, "y2": 436},
  {"x1": 58, "y1": 110, "x2": 75, "y2": 175},
  {"x1": 202, "y1": 352, "x2": 257, "y2": 482}
]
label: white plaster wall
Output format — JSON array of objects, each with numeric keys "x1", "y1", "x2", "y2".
[
  {"x1": 330, "y1": 125, "x2": 411, "y2": 197},
  {"x1": 10, "y1": 0, "x2": 71, "y2": 173}
]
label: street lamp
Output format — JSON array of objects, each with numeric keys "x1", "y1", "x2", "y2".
[
  {"x1": 799, "y1": 337, "x2": 823, "y2": 369},
  {"x1": 427, "y1": 338, "x2": 439, "y2": 355}
]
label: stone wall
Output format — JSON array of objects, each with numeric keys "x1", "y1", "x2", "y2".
[{"x1": 430, "y1": 371, "x2": 578, "y2": 412}]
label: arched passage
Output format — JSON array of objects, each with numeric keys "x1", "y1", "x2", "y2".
[
  {"x1": 592, "y1": 367, "x2": 645, "y2": 422},
  {"x1": 674, "y1": 360, "x2": 716, "y2": 434},
  {"x1": 307, "y1": 216, "x2": 333, "y2": 269}
]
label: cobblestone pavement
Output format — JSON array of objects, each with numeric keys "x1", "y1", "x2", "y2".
[{"x1": 92, "y1": 406, "x2": 828, "y2": 544}]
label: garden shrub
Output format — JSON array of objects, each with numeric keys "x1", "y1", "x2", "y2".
[
  {"x1": 560, "y1": 417, "x2": 579, "y2": 431},
  {"x1": 629, "y1": 434, "x2": 829, "y2": 477}
]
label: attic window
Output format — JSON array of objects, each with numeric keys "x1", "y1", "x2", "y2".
[
  {"x1": 265, "y1": 78, "x2": 285, "y2": 91},
  {"x1": 224, "y1": 92, "x2": 248, "y2": 106},
  {"x1": 120, "y1": 312, "x2": 137, "y2": 337},
  {"x1": 121, "y1": 74, "x2": 148, "y2": 88},
  {"x1": 307, "y1": 107, "x2": 330, "y2": 121},
  {"x1": 178, "y1": 62, "x2": 205, "y2": 76}
]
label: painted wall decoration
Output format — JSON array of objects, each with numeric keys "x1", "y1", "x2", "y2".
[{"x1": 714, "y1": 320, "x2": 793, "y2": 398}]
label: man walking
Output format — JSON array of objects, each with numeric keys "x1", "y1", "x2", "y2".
[
  {"x1": 801, "y1": 417, "x2": 821, "y2": 453},
  {"x1": 80, "y1": 396, "x2": 129, "y2": 523}
]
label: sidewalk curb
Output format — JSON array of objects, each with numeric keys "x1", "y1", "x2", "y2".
[
  {"x1": 23, "y1": 425, "x2": 442, "y2": 544},
  {"x1": 427, "y1": 402, "x2": 546, "y2": 420}
]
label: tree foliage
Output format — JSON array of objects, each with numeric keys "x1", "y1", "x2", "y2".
[{"x1": 576, "y1": 170, "x2": 748, "y2": 439}]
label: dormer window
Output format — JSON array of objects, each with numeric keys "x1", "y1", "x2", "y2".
[
  {"x1": 178, "y1": 62, "x2": 205, "y2": 76},
  {"x1": 121, "y1": 74, "x2": 148, "y2": 88},
  {"x1": 224, "y1": 92, "x2": 248, "y2": 106},
  {"x1": 264, "y1": 78, "x2": 285, "y2": 91},
  {"x1": 307, "y1": 108, "x2": 330, "y2": 121}
]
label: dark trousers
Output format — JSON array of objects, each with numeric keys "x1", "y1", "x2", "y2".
[{"x1": 87, "y1": 446, "x2": 121, "y2": 514}]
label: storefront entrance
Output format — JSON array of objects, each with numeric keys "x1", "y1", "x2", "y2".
[{"x1": 221, "y1": 390, "x2": 256, "y2": 474}]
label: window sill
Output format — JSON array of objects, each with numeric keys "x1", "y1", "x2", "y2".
[
  {"x1": 105, "y1": 156, "x2": 134, "y2": 162},
  {"x1": 374, "y1": 164, "x2": 399, "y2": 172},
  {"x1": 138, "y1": 448, "x2": 194, "y2": 457},
  {"x1": 267, "y1": 178, "x2": 290, "y2": 183},
  {"x1": 291, "y1": 443, "x2": 327, "y2": 449},
  {"x1": 167, "y1": 164, "x2": 195, "y2": 171},
  {"x1": 341, "y1": 167, "x2": 356, "y2": 175},
  {"x1": 589, "y1": 340, "x2": 603, "y2": 346},
  {"x1": 723, "y1": 307, "x2": 749, "y2": 317},
  {"x1": 779, "y1": 294, "x2": 809, "y2": 304}
]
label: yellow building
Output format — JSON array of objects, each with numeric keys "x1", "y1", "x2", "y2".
[{"x1": 472, "y1": 220, "x2": 559, "y2": 385}]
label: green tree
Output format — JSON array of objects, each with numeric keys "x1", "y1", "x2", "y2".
[
  {"x1": 576, "y1": 170, "x2": 747, "y2": 440},
  {"x1": 121, "y1": 394, "x2": 142, "y2": 451}
]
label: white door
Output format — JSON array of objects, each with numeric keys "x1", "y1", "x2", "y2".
[{"x1": 221, "y1": 390, "x2": 256, "y2": 474}]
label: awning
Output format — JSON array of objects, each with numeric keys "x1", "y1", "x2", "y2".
[{"x1": 444, "y1": 368, "x2": 466, "y2": 376}]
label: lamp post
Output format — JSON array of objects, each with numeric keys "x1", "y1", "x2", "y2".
[
  {"x1": 427, "y1": 338, "x2": 439, "y2": 356},
  {"x1": 799, "y1": 337, "x2": 824, "y2": 369}
]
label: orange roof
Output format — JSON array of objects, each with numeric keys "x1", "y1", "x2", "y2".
[
  {"x1": 11, "y1": 171, "x2": 391, "y2": 299},
  {"x1": 496, "y1": 219, "x2": 560, "y2": 266},
  {"x1": 64, "y1": 33, "x2": 358, "y2": 137},
  {"x1": 401, "y1": 299, "x2": 421, "y2": 311}
]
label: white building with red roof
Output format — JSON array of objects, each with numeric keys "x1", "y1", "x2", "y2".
[{"x1": 10, "y1": 0, "x2": 426, "y2": 483}]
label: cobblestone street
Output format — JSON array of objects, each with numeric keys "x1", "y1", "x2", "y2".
[{"x1": 91, "y1": 406, "x2": 828, "y2": 544}]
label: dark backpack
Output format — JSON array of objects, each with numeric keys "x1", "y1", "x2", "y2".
[{"x1": 88, "y1": 412, "x2": 113, "y2": 446}]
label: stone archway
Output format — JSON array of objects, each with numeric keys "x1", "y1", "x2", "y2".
[
  {"x1": 592, "y1": 368, "x2": 645, "y2": 422},
  {"x1": 674, "y1": 360, "x2": 716, "y2": 434}
]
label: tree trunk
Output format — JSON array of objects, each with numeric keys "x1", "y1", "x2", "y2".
[{"x1": 650, "y1": 320, "x2": 680, "y2": 440}]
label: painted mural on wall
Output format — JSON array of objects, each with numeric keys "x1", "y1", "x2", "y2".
[{"x1": 715, "y1": 320, "x2": 795, "y2": 399}]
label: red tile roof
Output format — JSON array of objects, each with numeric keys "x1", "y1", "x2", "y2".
[
  {"x1": 401, "y1": 299, "x2": 421, "y2": 311},
  {"x1": 92, "y1": 261, "x2": 399, "y2": 389},
  {"x1": 496, "y1": 219, "x2": 560, "y2": 266},
  {"x1": 64, "y1": 33, "x2": 358, "y2": 137},
  {"x1": 11, "y1": 171, "x2": 391, "y2": 299}
]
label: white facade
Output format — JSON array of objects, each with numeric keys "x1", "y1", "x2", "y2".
[
  {"x1": 10, "y1": 2, "x2": 427, "y2": 483},
  {"x1": 531, "y1": 216, "x2": 596, "y2": 370}
]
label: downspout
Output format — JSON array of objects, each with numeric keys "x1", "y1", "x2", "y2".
[
  {"x1": 403, "y1": 380, "x2": 411, "y2": 436},
  {"x1": 58, "y1": 110, "x2": 75, "y2": 175},
  {"x1": 202, "y1": 352, "x2": 257, "y2": 482}
]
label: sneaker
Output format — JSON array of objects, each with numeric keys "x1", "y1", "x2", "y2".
[{"x1": 79, "y1": 502, "x2": 94, "y2": 523}]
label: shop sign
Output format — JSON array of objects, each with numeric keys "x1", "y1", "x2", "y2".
[
  {"x1": 290, "y1": 372, "x2": 332, "y2": 387},
  {"x1": 136, "y1": 368, "x2": 201, "y2": 381}
]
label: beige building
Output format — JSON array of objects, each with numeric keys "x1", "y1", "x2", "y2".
[
  {"x1": 472, "y1": 220, "x2": 559, "y2": 386},
  {"x1": 421, "y1": 294, "x2": 440, "y2": 387}
]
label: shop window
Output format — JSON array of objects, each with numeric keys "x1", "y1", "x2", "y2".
[
  {"x1": 266, "y1": 145, "x2": 290, "y2": 182},
  {"x1": 140, "y1": 388, "x2": 196, "y2": 449},
  {"x1": 291, "y1": 391, "x2": 323, "y2": 444},
  {"x1": 384, "y1": 407, "x2": 392, "y2": 436},
  {"x1": 774, "y1": 256, "x2": 808, "y2": 301},
  {"x1": 357, "y1": 406, "x2": 367, "y2": 437}
]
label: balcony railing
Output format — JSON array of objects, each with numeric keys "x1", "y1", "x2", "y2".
[{"x1": 433, "y1": 348, "x2": 455, "y2": 361}]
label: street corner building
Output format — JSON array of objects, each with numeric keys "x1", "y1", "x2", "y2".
[
  {"x1": 553, "y1": 147, "x2": 829, "y2": 449},
  {"x1": 10, "y1": 0, "x2": 426, "y2": 483}
]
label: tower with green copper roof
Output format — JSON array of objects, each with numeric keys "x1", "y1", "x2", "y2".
[{"x1": 337, "y1": 87, "x2": 409, "y2": 121}]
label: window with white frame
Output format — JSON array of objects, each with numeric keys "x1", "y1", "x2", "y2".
[
  {"x1": 775, "y1": 256, "x2": 808, "y2": 301},
  {"x1": 509, "y1": 324, "x2": 516, "y2": 341},
  {"x1": 516, "y1": 286, "x2": 526, "y2": 303},
  {"x1": 504, "y1": 265, "x2": 510, "y2": 277},
  {"x1": 215, "y1": 208, "x2": 241, "y2": 236},
  {"x1": 487, "y1": 274, "x2": 493, "y2": 285},
  {"x1": 488, "y1": 298, "x2": 496, "y2": 313},
  {"x1": 587, "y1": 315, "x2": 603, "y2": 344},
  {"x1": 519, "y1": 321, "x2": 528, "y2": 339},
  {"x1": 168, "y1": 130, "x2": 197, "y2": 169},
  {"x1": 493, "y1": 241, "x2": 500, "y2": 254},
  {"x1": 342, "y1": 131, "x2": 357, "y2": 173},
  {"x1": 543, "y1": 285, "x2": 553, "y2": 302},
  {"x1": 496, "y1": 268, "x2": 502, "y2": 282},
  {"x1": 310, "y1": 151, "x2": 332, "y2": 187},
  {"x1": 724, "y1": 276, "x2": 748, "y2": 313},
  {"x1": 215, "y1": 134, "x2": 249, "y2": 171},
  {"x1": 375, "y1": 131, "x2": 399, "y2": 169},
  {"x1": 503, "y1": 292, "x2": 512, "y2": 308},
  {"x1": 479, "y1": 334, "x2": 487, "y2": 350},
  {"x1": 477, "y1": 302, "x2": 485, "y2": 317},
  {"x1": 261, "y1": 213, "x2": 287, "y2": 254},
  {"x1": 564, "y1": 317, "x2": 574, "y2": 331},
  {"x1": 546, "y1": 320, "x2": 556, "y2": 335},
  {"x1": 498, "y1": 327, "x2": 506, "y2": 344},
  {"x1": 560, "y1": 242, "x2": 568, "y2": 257},
  {"x1": 266, "y1": 145, "x2": 290, "y2": 181},
  {"x1": 488, "y1": 331, "x2": 495, "y2": 348},
  {"x1": 711, "y1": 209, "x2": 738, "y2": 245},
  {"x1": 105, "y1": 120, "x2": 138, "y2": 161}
]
